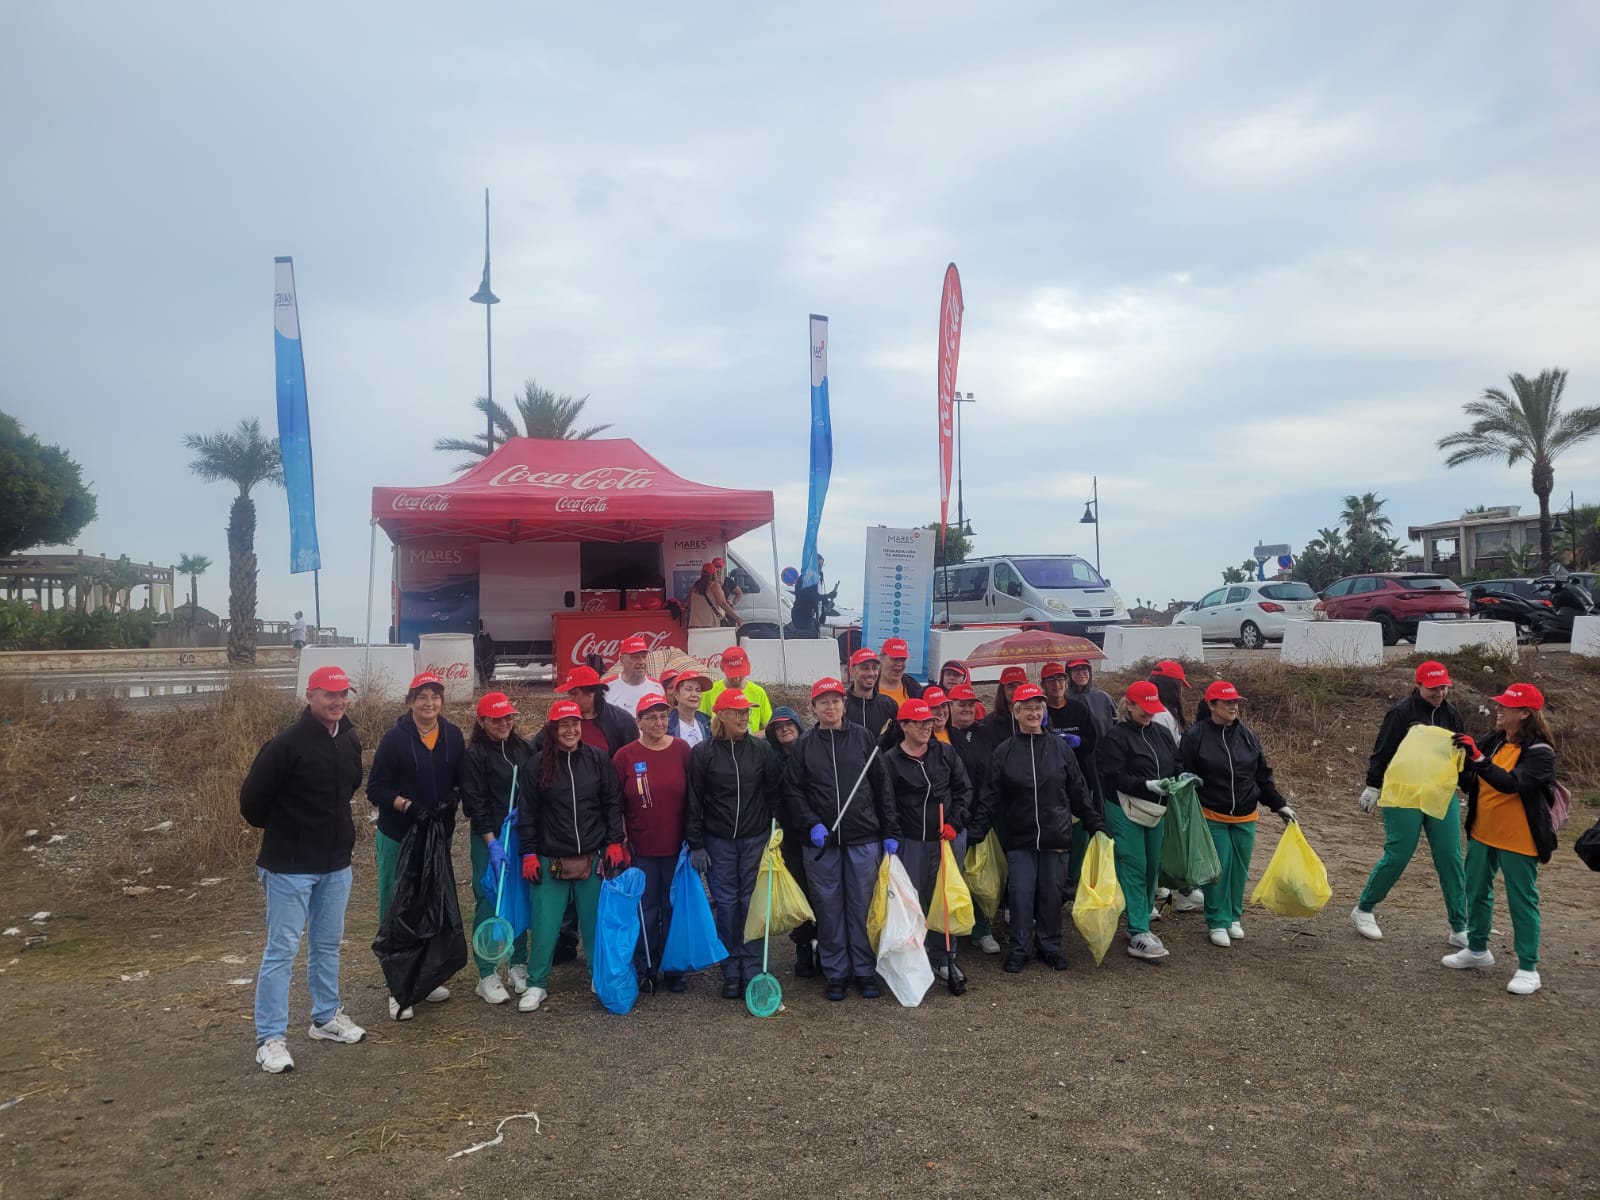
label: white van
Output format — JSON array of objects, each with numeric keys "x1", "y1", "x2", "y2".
[{"x1": 933, "y1": 554, "x2": 1129, "y2": 642}]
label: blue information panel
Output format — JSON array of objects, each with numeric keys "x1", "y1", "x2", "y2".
[{"x1": 859, "y1": 526, "x2": 935, "y2": 677}]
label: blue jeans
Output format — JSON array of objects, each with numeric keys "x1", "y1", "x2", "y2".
[
  {"x1": 254, "y1": 866, "x2": 353, "y2": 1043},
  {"x1": 705, "y1": 834, "x2": 765, "y2": 983}
]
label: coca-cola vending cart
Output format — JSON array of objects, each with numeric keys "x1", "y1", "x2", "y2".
[{"x1": 552, "y1": 611, "x2": 683, "y2": 676}]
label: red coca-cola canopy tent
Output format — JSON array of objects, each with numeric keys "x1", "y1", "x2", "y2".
[{"x1": 372, "y1": 438, "x2": 774, "y2": 543}]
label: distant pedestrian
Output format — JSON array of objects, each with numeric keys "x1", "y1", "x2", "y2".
[
  {"x1": 291, "y1": 611, "x2": 307, "y2": 650},
  {"x1": 240, "y1": 665, "x2": 367, "y2": 1073}
]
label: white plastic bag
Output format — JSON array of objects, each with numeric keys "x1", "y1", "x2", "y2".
[{"x1": 874, "y1": 854, "x2": 934, "y2": 1008}]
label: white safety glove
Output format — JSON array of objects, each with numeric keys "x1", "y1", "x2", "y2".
[
  {"x1": 1145, "y1": 780, "x2": 1166, "y2": 797},
  {"x1": 1358, "y1": 787, "x2": 1380, "y2": 814},
  {"x1": 1278, "y1": 806, "x2": 1297, "y2": 824}
]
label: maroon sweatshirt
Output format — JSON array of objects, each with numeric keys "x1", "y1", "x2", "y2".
[{"x1": 612, "y1": 738, "x2": 692, "y2": 857}]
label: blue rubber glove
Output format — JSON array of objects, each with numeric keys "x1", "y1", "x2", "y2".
[
  {"x1": 883, "y1": 838, "x2": 899, "y2": 856},
  {"x1": 1064, "y1": 733, "x2": 1081, "y2": 749},
  {"x1": 486, "y1": 837, "x2": 507, "y2": 878},
  {"x1": 809, "y1": 823, "x2": 828, "y2": 849}
]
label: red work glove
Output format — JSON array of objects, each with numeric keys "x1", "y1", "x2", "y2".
[
  {"x1": 940, "y1": 823, "x2": 958, "y2": 842},
  {"x1": 1453, "y1": 733, "x2": 1484, "y2": 763},
  {"x1": 521, "y1": 853, "x2": 541, "y2": 883},
  {"x1": 604, "y1": 843, "x2": 631, "y2": 876}
]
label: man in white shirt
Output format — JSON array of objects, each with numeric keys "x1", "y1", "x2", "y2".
[
  {"x1": 601, "y1": 635, "x2": 659, "y2": 715},
  {"x1": 291, "y1": 611, "x2": 308, "y2": 650}
]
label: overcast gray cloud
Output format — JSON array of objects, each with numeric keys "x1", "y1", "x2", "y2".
[{"x1": 4, "y1": 2, "x2": 1600, "y2": 635}]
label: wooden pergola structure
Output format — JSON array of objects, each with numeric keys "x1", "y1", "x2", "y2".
[{"x1": 0, "y1": 552, "x2": 175, "y2": 613}]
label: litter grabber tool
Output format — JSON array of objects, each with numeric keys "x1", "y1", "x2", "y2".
[
  {"x1": 746, "y1": 819, "x2": 783, "y2": 1018},
  {"x1": 472, "y1": 766, "x2": 519, "y2": 965},
  {"x1": 812, "y1": 718, "x2": 893, "y2": 862}
]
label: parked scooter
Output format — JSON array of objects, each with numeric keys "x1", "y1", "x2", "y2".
[{"x1": 1529, "y1": 575, "x2": 1595, "y2": 643}]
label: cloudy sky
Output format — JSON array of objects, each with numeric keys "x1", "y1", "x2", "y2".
[{"x1": 5, "y1": 3, "x2": 1600, "y2": 635}]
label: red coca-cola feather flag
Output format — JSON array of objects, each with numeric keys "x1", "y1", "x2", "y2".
[{"x1": 937, "y1": 264, "x2": 964, "y2": 549}]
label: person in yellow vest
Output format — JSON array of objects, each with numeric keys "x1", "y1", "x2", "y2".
[
  {"x1": 698, "y1": 646, "x2": 773, "y2": 732},
  {"x1": 1443, "y1": 683, "x2": 1559, "y2": 996}
]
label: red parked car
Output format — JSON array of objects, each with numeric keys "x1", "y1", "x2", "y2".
[{"x1": 1314, "y1": 572, "x2": 1471, "y2": 645}]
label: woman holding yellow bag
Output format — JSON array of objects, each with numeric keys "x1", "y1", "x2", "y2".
[
  {"x1": 1098, "y1": 682, "x2": 1179, "y2": 962},
  {"x1": 1178, "y1": 681, "x2": 1294, "y2": 949},
  {"x1": 1350, "y1": 660, "x2": 1467, "y2": 946},
  {"x1": 883, "y1": 698, "x2": 974, "y2": 993}
]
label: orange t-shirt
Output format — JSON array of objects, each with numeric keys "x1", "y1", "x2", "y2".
[
  {"x1": 419, "y1": 727, "x2": 439, "y2": 751},
  {"x1": 879, "y1": 680, "x2": 910, "y2": 708},
  {"x1": 934, "y1": 729, "x2": 951, "y2": 744},
  {"x1": 1472, "y1": 744, "x2": 1536, "y2": 856}
]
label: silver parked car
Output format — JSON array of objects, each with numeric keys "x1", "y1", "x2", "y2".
[{"x1": 1173, "y1": 580, "x2": 1320, "y2": 648}]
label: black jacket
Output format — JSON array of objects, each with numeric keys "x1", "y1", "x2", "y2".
[
  {"x1": 1098, "y1": 718, "x2": 1179, "y2": 806},
  {"x1": 366, "y1": 714, "x2": 466, "y2": 843},
  {"x1": 1068, "y1": 672, "x2": 1117, "y2": 739},
  {"x1": 971, "y1": 731, "x2": 1104, "y2": 852},
  {"x1": 239, "y1": 708, "x2": 363, "y2": 874},
  {"x1": 1046, "y1": 698, "x2": 1104, "y2": 808},
  {"x1": 1365, "y1": 694, "x2": 1465, "y2": 789},
  {"x1": 785, "y1": 723, "x2": 898, "y2": 846},
  {"x1": 883, "y1": 740, "x2": 972, "y2": 840},
  {"x1": 878, "y1": 673, "x2": 924, "y2": 700},
  {"x1": 686, "y1": 735, "x2": 783, "y2": 845},
  {"x1": 517, "y1": 742, "x2": 625, "y2": 859},
  {"x1": 946, "y1": 722, "x2": 995, "y2": 798},
  {"x1": 460, "y1": 733, "x2": 534, "y2": 839},
  {"x1": 1461, "y1": 732, "x2": 1559, "y2": 864},
  {"x1": 1177, "y1": 719, "x2": 1287, "y2": 819},
  {"x1": 843, "y1": 690, "x2": 898, "y2": 740},
  {"x1": 531, "y1": 701, "x2": 639, "y2": 757}
]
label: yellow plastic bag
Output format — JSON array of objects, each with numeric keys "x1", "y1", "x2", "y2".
[
  {"x1": 866, "y1": 853, "x2": 893, "y2": 952},
  {"x1": 1071, "y1": 832, "x2": 1125, "y2": 966},
  {"x1": 742, "y1": 827, "x2": 816, "y2": 943},
  {"x1": 924, "y1": 840, "x2": 975, "y2": 937},
  {"x1": 963, "y1": 830, "x2": 1007, "y2": 919},
  {"x1": 1379, "y1": 726, "x2": 1463, "y2": 820},
  {"x1": 1250, "y1": 821, "x2": 1332, "y2": 917}
]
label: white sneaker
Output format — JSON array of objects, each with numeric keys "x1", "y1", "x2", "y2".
[
  {"x1": 507, "y1": 965, "x2": 529, "y2": 994},
  {"x1": 1447, "y1": 929, "x2": 1469, "y2": 949},
  {"x1": 1149, "y1": 906, "x2": 1163, "y2": 923},
  {"x1": 1172, "y1": 890, "x2": 1204, "y2": 913},
  {"x1": 307, "y1": 1009, "x2": 365, "y2": 1044},
  {"x1": 1208, "y1": 928, "x2": 1231, "y2": 948},
  {"x1": 255, "y1": 1038, "x2": 294, "y2": 1073},
  {"x1": 425, "y1": 986, "x2": 450, "y2": 1003},
  {"x1": 475, "y1": 974, "x2": 510, "y2": 1005},
  {"x1": 1228, "y1": 922, "x2": 1245, "y2": 940},
  {"x1": 517, "y1": 985, "x2": 548, "y2": 1013},
  {"x1": 1154, "y1": 887, "x2": 1172, "y2": 902},
  {"x1": 1350, "y1": 907, "x2": 1383, "y2": 941},
  {"x1": 387, "y1": 996, "x2": 415, "y2": 1021},
  {"x1": 1507, "y1": 969, "x2": 1542, "y2": 996},
  {"x1": 1128, "y1": 932, "x2": 1169, "y2": 960},
  {"x1": 976, "y1": 934, "x2": 1001, "y2": 955},
  {"x1": 1442, "y1": 947, "x2": 1495, "y2": 970}
]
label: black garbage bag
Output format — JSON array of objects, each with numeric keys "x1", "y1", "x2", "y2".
[
  {"x1": 372, "y1": 817, "x2": 468, "y2": 1008},
  {"x1": 1576, "y1": 818, "x2": 1600, "y2": 872}
]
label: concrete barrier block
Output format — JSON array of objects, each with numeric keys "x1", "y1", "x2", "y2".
[
  {"x1": 1280, "y1": 620, "x2": 1383, "y2": 667},
  {"x1": 741, "y1": 638, "x2": 841, "y2": 686},
  {"x1": 1414, "y1": 620, "x2": 1519, "y2": 660},
  {"x1": 1569, "y1": 615, "x2": 1600, "y2": 658},
  {"x1": 299, "y1": 645, "x2": 415, "y2": 700},
  {"x1": 1102, "y1": 625, "x2": 1204, "y2": 672}
]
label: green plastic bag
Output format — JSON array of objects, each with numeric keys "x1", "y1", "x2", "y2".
[{"x1": 1158, "y1": 774, "x2": 1222, "y2": 891}]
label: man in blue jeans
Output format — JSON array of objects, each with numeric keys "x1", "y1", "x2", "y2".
[{"x1": 239, "y1": 665, "x2": 368, "y2": 1072}]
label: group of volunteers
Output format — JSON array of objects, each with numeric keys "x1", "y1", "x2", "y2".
[{"x1": 239, "y1": 639, "x2": 1567, "y2": 1073}]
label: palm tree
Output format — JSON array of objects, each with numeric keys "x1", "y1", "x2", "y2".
[
  {"x1": 1340, "y1": 492, "x2": 1392, "y2": 538},
  {"x1": 182, "y1": 420, "x2": 283, "y2": 663},
  {"x1": 176, "y1": 553, "x2": 211, "y2": 622},
  {"x1": 434, "y1": 379, "x2": 611, "y2": 470},
  {"x1": 1439, "y1": 369, "x2": 1600, "y2": 569}
]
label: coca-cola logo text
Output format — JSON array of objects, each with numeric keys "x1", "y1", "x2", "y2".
[
  {"x1": 391, "y1": 493, "x2": 451, "y2": 512},
  {"x1": 420, "y1": 660, "x2": 471, "y2": 680},
  {"x1": 556, "y1": 496, "x2": 608, "y2": 513},
  {"x1": 488, "y1": 465, "x2": 655, "y2": 491},
  {"x1": 571, "y1": 629, "x2": 673, "y2": 666}
]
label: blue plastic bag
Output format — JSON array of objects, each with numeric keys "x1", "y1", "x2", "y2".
[
  {"x1": 592, "y1": 866, "x2": 645, "y2": 1015},
  {"x1": 478, "y1": 810, "x2": 532, "y2": 939},
  {"x1": 660, "y1": 844, "x2": 728, "y2": 974}
]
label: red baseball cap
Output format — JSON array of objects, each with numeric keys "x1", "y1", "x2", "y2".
[
  {"x1": 619, "y1": 635, "x2": 650, "y2": 655},
  {"x1": 548, "y1": 699, "x2": 582, "y2": 722},
  {"x1": 1125, "y1": 681, "x2": 1165, "y2": 716},
  {"x1": 701, "y1": 562, "x2": 717, "y2": 576},
  {"x1": 635, "y1": 693, "x2": 670, "y2": 716},
  {"x1": 673, "y1": 668, "x2": 712, "y2": 691},
  {"x1": 921, "y1": 686, "x2": 948, "y2": 707},
  {"x1": 711, "y1": 556, "x2": 726, "y2": 568},
  {"x1": 721, "y1": 646, "x2": 751, "y2": 678},
  {"x1": 849, "y1": 647, "x2": 880, "y2": 667},
  {"x1": 881, "y1": 637, "x2": 910, "y2": 659},
  {"x1": 945, "y1": 683, "x2": 978, "y2": 702},
  {"x1": 1415, "y1": 660, "x2": 1452, "y2": 688},
  {"x1": 1491, "y1": 683, "x2": 1545, "y2": 709},
  {"x1": 407, "y1": 672, "x2": 445, "y2": 694},
  {"x1": 556, "y1": 666, "x2": 603, "y2": 691},
  {"x1": 713, "y1": 689, "x2": 753, "y2": 712},
  {"x1": 307, "y1": 665, "x2": 355, "y2": 693},
  {"x1": 1151, "y1": 660, "x2": 1192, "y2": 687},
  {"x1": 1040, "y1": 661, "x2": 1067, "y2": 680},
  {"x1": 811, "y1": 676, "x2": 846, "y2": 700},
  {"x1": 657, "y1": 669, "x2": 679, "y2": 693},
  {"x1": 897, "y1": 698, "x2": 934, "y2": 722},
  {"x1": 1000, "y1": 666, "x2": 1028, "y2": 686},
  {"x1": 1011, "y1": 683, "x2": 1045, "y2": 704},
  {"x1": 1067, "y1": 658, "x2": 1093, "y2": 670},
  {"x1": 1204, "y1": 680, "x2": 1244, "y2": 703},
  {"x1": 476, "y1": 692, "x2": 518, "y2": 719}
]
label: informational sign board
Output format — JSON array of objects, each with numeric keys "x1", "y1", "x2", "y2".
[{"x1": 860, "y1": 526, "x2": 935, "y2": 677}]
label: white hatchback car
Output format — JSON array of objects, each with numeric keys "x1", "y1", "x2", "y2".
[{"x1": 1173, "y1": 580, "x2": 1320, "y2": 648}]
